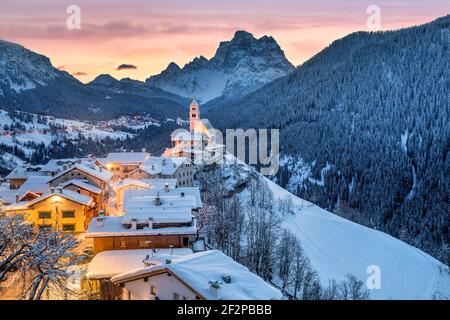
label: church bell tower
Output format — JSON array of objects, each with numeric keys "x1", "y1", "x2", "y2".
[{"x1": 189, "y1": 99, "x2": 200, "y2": 132}]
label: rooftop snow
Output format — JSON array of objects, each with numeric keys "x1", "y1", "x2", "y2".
[
  {"x1": 5, "y1": 188, "x2": 94, "y2": 210},
  {"x1": 49, "y1": 163, "x2": 112, "y2": 183},
  {"x1": 105, "y1": 152, "x2": 148, "y2": 164},
  {"x1": 17, "y1": 175, "x2": 50, "y2": 195},
  {"x1": 5, "y1": 165, "x2": 46, "y2": 179},
  {"x1": 60, "y1": 179, "x2": 102, "y2": 194},
  {"x1": 85, "y1": 216, "x2": 197, "y2": 238},
  {"x1": 112, "y1": 250, "x2": 283, "y2": 300},
  {"x1": 86, "y1": 248, "x2": 193, "y2": 279},
  {"x1": 124, "y1": 187, "x2": 202, "y2": 209}
]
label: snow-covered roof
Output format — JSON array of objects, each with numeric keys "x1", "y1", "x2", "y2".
[
  {"x1": 5, "y1": 188, "x2": 94, "y2": 210},
  {"x1": 40, "y1": 158, "x2": 85, "y2": 173},
  {"x1": 123, "y1": 207, "x2": 194, "y2": 224},
  {"x1": 141, "y1": 179, "x2": 177, "y2": 190},
  {"x1": 134, "y1": 156, "x2": 189, "y2": 177},
  {"x1": 198, "y1": 118, "x2": 214, "y2": 130},
  {"x1": 123, "y1": 187, "x2": 202, "y2": 210},
  {"x1": 5, "y1": 165, "x2": 47, "y2": 179},
  {"x1": 48, "y1": 163, "x2": 112, "y2": 183},
  {"x1": 17, "y1": 176, "x2": 50, "y2": 195},
  {"x1": 111, "y1": 179, "x2": 151, "y2": 190},
  {"x1": 0, "y1": 186, "x2": 17, "y2": 204},
  {"x1": 112, "y1": 250, "x2": 283, "y2": 300},
  {"x1": 60, "y1": 179, "x2": 102, "y2": 194},
  {"x1": 85, "y1": 248, "x2": 193, "y2": 279},
  {"x1": 104, "y1": 152, "x2": 148, "y2": 165},
  {"x1": 85, "y1": 216, "x2": 197, "y2": 238}
]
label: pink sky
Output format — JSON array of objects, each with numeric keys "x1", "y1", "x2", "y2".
[{"x1": 0, "y1": 0, "x2": 447, "y2": 82}]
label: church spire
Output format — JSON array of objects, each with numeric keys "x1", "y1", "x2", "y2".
[{"x1": 189, "y1": 99, "x2": 200, "y2": 132}]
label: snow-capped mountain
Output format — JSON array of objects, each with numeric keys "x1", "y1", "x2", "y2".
[
  {"x1": 146, "y1": 31, "x2": 295, "y2": 103},
  {"x1": 0, "y1": 40, "x2": 74, "y2": 95},
  {"x1": 0, "y1": 40, "x2": 188, "y2": 120}
]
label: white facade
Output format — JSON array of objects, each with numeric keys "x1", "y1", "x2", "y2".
[{"x1": 121, "y1": 272, "x2": 200, "y2": 300}]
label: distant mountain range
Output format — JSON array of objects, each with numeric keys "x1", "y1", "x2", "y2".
[
  {"x1": 0, "y1": 40, "x2": 188, "y2": 120},
  {"x1": 0, "y1": 30, "x2": 294, "y2": 119},
  {"x1": 146, "y1": 30, "x2": 294, "y2": 103}
]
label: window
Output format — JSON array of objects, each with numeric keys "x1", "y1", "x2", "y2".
[
  {"x1": 173, "y1": 293, "x2": 180, "y2": 300},
  {"x1": 62, "y1": 224, "x2": 75, "y2": 231},
  {"x1": 38, "y1": 211, "x2": 51, "y2": 219},
  {"x1": 150, "y1": 286, "x2": 156, "y2": 295},
  {"x1": 119, "y1": 240, "x2": 127, "y2": 248},
  {"x1": 183, "y1": 237, "x2": 189, "y2": 247},
  {"x1": 38, "y1": 225, "x2": 52, "y2": 233},
  {"x1": 62, "y1": 210, "x2": 75, "y2": 218}
]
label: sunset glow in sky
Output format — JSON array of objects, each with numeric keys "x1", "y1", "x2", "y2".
[{"x1": 1, "y1": 0, "x2": 448, "y2": 82}]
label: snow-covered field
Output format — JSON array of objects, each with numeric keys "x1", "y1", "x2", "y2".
[
  {"x1": 264, "y1": 177, "x2": 450, "y2": 299},
  {"x1": 0, "y1": 110, "x2": 133, "y2": 168}
]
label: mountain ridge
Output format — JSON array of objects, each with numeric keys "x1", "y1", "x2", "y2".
[{"x1": 146, "y1": 30, "x2": 295, "y2": 103}]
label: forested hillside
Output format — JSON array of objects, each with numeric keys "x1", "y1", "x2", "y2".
[{"x1": 207, "y1": 15, "x2": 450, "y2": 263}]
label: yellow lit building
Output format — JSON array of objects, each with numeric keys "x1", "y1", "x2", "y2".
[{"x1": 5, "y1": 187, "x2": 95, "y2": 232}]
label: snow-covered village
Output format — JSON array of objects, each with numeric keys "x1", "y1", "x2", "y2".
[{"x1": 0, "y1": 0, "x2": 449, "y2": 308}]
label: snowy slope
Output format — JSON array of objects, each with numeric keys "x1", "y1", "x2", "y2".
[{"x1": 263, "y1": 177, "x2": 450, "y2": 299}]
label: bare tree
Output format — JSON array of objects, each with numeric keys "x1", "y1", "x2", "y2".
[
  {"x1": 0, "y1": 213, "x2": 34, "y2": 283},
  {"x1": 23, "y1": 232, "x2": 82, "y2": 300}
]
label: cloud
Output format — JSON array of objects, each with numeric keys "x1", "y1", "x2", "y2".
[
  {"x1": 71, "y1": 71, "x2": 87, "y2": 76},
  {"x1": 116, "y1": 64, "x2": 137, "y2": 70}
]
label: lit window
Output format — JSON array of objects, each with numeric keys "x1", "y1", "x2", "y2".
[
  {"x1": 62, "y1": 210, "x2": 75, "y2": 218},
  {"x1": 38, "y1": 211, "x2": 51, "y2": 219},
  {"x1": 150, "y1": 286, "x2": 156, "y2": 295}
]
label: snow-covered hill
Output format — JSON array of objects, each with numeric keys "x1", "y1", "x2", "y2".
[
  {"x1": 264, "y1": 178, "x2": 449, "y2": 299},
  {"x1": 146, "y1": 31, "x2": 294, "y2": 103},
  {"x1": 0, "y1": 110, "x2": 133, "y2": 169},
  {"x1": 0, "y1": 40, "x2": 73, "y2": 95},
  {"x1": 209, "y1": 161, "x2": 450, "y2": 299}
]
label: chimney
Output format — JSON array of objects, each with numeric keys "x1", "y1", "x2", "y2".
[
  {"x1": 99, "y1": 166, "x2": 103, "y2": 172},
  {"x1": 155, "y1": 192, "x2": 161, "y2": 206},
  {"x1": 50, "y1": 187, "x2": 55, "y2": 194},
  {"x1": 131, "y1": 218, "x2": 137, "y2": 230},
  {"x1": 148, "y1": 217, "x2": 153, "y2": 229},
  {"x1": 208, "y1": 280, "x2": 221, "y2": 299},
  {"x1": 15, "y1": 193, "x2": 19, "y2": 203},
  {"x1": 96, "y1": 216, "x2": 104, "y2": 227},
  {"x1": 164, "y1": 183, "x2": 170, "y2": 192}
]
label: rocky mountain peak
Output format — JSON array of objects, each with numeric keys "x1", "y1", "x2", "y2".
[{"x1": 146, "y1": 30, "x2": 295, "y2": 102}]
